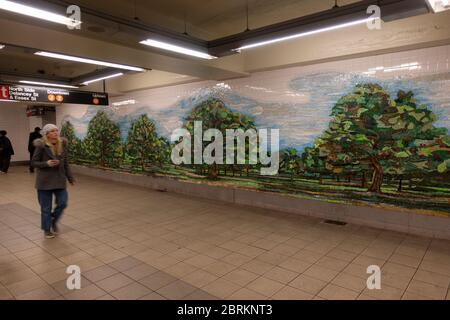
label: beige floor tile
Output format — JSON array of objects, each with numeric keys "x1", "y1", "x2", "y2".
[
  {"x1": 183, "y1": 289, "x2": 219, "y2": 300},
  {"x1": 401, "y1": 291, "x2": 434, "y2": 300},
  {"x1": 362, "y1": 284, "x2": 404, "y2": 300},
  {"x1": 110, "y1": 282, "x2": 152, "y2": 300},
  {"x1": 202, "y1": 278, "x2": 241, "y2": 299},
  {"x1": 241, "y1": 259, "x2": 274, "y2": 275},
  {"x1": 246, "y1": 277, "x2": 284, "y2": 297},
  {"x1": 292, "y1": 249, "x2": 324, "y2": 264},
  {"x1": 222, "y1": 269, "x2": 260, "y2": 287},
  {"x1": 84, "y1": 265, "x2": 119, "y2": 282},
  {"x1": 227, "y1": 287, "x2": 268, "y2": 300},
  {"x1": 256, "y1": 251, "x2": 289, "y2": 265},
  {"x1": 2, "y1": 168, "x2": 450, "y2": 302},
  {"x1": 202, "y1": 261, "x2": 237, "y2": 277},
  {"x1": 278, "y1": 257, "x2": 311, "y2": 273},
  {"x1": 96, "y1": 273, "x2": 134, "y2": 292},
  {"x1": 413, "y1": 269, "x2": 450, "y2": 288},
  {"x1": 7, "y1": 276, "x2": 48, "y2": 297},
  {"x1": 16, "y1": 285, "x2": 61, "y2": 300},
  {"x1": 388, "y1": 253, "x2": 421, "y2": 268},
  {"x1": 303, "y1": 265, "x2": 339, "y2": 283},
  {"x1": 326, "y1": 248, "x2": 358, "y2": 262},
  {"x1": 272, "y1": 286, "x2": 314, "y2": 300},
  {"x1": 108, "y1": 256, "x2": 142, "y2": 272},
  {"x1": 185, "y1": 254, "x2": 217, "y2": 268},
  {"x1": 51, "y1": 277, "x2": 92, "y2": 295},
  {"x1": 0, "y1": 286, "x2": 14, "y2": 300},
  {"x1": 331, "y1": 273, "x2": 366, "y2": 292},
  {"x1": 168, "y1": 248, "x2": 198, "y2": 261},
  {"x1": 165, "y1": 262, "x2": 198, "y2": 278},
  {"x1": 96, "y1": 294, "x2": 116, "y2": 300},
  {"x1": 318, "y1": 284, "x2": 359, "y2": 300},
  {"x1": 139, "y1": 292, "x2": 167, "y2": 300},
  {"x1": 181, "y1": 269, "x2": 218, "y2": 288},
  {"x1": 40, "y1": 267, "x2": 70, "y2": 284},
  {"x1": 139, "y1": 271, "x2": 178, "y2": 291},
  {"x1": 220, "y1": 252, "x2": 254, "y2": 267},
  {"x1": 1, "y1": 268, "x2": 39, "y2": 286},
  {"x1": 157, "y1": 280, "x2": 197, "y2": 300},
  {"x1": 263, "y1": 266, "x2": 299, "y2": 284},
  {"x1": 122, "y1": 263, "x2": 158, "y2": 281},
  {"x1": 405, "y1": 280, "x2": 448, "y2": 300},
  {"x1": 315, "y1": 256, "x2": 349, "y2": 272},
  {"x1": 289, "y1": 274, "x2": 327, "y2": 295},
  {"x1": 64, "y1": 284, "x2": 106, "y2": 300}
]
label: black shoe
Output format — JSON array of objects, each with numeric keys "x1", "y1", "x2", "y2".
[
  {"x1": 52, "y1": 221, "x2": 59, "y2": 235},
  {"x1": 44, "y1": 231, "x2": 55, "y2": 239}
]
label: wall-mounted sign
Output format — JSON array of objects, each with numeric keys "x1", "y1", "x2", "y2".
[{"x1": 0, "y1": 84, "x2": 108, "y2": 106}]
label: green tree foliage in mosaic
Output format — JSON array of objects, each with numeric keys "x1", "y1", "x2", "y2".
[
  {"x1": 126, "y1": 114, "x2": 161, "y2": 171},
  {"x1": 184, "y1": 98, "x2": 256, "y2": 179},
  {"x1": 83, "y1": 111, "x2": 122, "y2": 167},
  {"x1": 280, "y1": 148, "x2": 304, "y2": 181},
  {"x1": 307, "y1": 83, "x2": 450, "y2": 193},
  {"x1": 60, "y1": 121, "x2": 82, "y2": 163}
]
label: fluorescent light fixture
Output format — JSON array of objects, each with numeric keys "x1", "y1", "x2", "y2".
[
  {"x1": 0, "y1": 44, "x2": 5, "y2": 49},
  {"x1": 236, "y1": 17, "x2": 377, "y2": 51},
  {"x1": 0, "y1": 99, "x2": 17, "y2": 102},
  {"x1": 0, "y1": 0, "x2": 81, "y2": 28},
  {"x1": 140, "y1": 39, "x2": 217, "y2": 60},
  {"x1": 112, "y1": 99, "x2": 136, "y2": 107},
  {"x1": 82, "y1": 73, "x2": 123, "y2": 85},
  {"x1": 426, "y1": 0, "x2": 450, "y2": 12},
  {"x1": 35, "y1": 51, "x2": 145, "y2": 72},
  {"x1": 19, "y1": 80, "x2": 79, "y2": 89}
]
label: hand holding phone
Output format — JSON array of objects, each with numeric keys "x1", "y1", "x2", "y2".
[{"x1": 47, "y1": 160, "x2": 60, "y2": 167}]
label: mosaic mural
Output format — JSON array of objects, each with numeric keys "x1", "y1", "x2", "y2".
[{"x1": 58, "y1": 45, "x2": 450, "y2": 215}]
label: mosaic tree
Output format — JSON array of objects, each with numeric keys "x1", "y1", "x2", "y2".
[
  {"x1": 184, "y1": 98, "x2": 256, "y2": 179},
  {"x1": 60, "y1": 121, "x2": 82, "y2": 162},
  {"x1": 280, "y1": 148, "x2": 304, "y2": 181},
  {"x1": 307, "y1": 83, "x2": 450, "y2": 193},
  {"x1": 126, "y1": 114, "x2": 161, "y2": 171},
  {"x1": 83, "y1": 111, "x2": 123, "y2": 167}
]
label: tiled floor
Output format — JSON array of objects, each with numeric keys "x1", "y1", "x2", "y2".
[{"x1": 0, "y1": 166, "x2": 449, "y2": 300}]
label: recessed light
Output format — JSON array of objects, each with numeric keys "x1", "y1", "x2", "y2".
[
  {"x1": 140, "y1": 39, "x2": 217, "y2": 60},
  {"x1": 0, "y1": 0, "x2": 81, "y2": 28},
  {"x1": 235, "y1": 17, "x2": 377, "y2": 50},
  {"x1": 19, "y1": 80, "x2": 79, "y2": 89},
  {"x1": 35, "y1": 51, "x2": 145, "y2": 72},
  {"x1": 82, "y1": 73, "x2": 124, "y2": 85}
]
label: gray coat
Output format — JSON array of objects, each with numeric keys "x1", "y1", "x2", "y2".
[{"x1": 31, "y1": 138, "x2": 75, "y2": 190}]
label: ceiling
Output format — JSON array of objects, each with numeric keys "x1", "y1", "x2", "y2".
[
  {"x1": 0, "y1": 0, "x2": 449, "y2": 94},
  {"x1": 66, "y1": 0, "x2": 361, "y2": 41}
]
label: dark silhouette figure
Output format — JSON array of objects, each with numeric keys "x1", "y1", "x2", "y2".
[
  {"x1": 0, "y1": 130, "x2": 15, "y2": 173},
  {"x1": 28, "y1": 127, "x2": 42, "y2": 173}
]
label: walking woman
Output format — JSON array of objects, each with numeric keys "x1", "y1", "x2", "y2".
[{"x1": 31, "y1": 124, "x2": 75, "y2": 239}]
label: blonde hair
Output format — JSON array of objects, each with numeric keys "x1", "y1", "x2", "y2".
[{"x1": 44, "y1": 136, "x2": 63, "y2": 156}]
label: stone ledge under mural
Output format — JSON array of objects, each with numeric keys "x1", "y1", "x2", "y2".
[{"x1": 71, "y1": 165, "x2": 450, "y2": 240}]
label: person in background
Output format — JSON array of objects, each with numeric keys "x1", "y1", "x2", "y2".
[
  {"x1": 0, "y1": 130, "x2": 15, "y2": 174},
  {"x1": 31, "y1": 124, "x2": 75, "y2": 239},
  {"x1": 28, "y1": 127, "x2": 42, "y2": 173}
]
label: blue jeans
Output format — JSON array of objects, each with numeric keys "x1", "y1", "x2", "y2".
[{"x1": 37, "y1": 189, "x2": 68, "y2": 232}]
